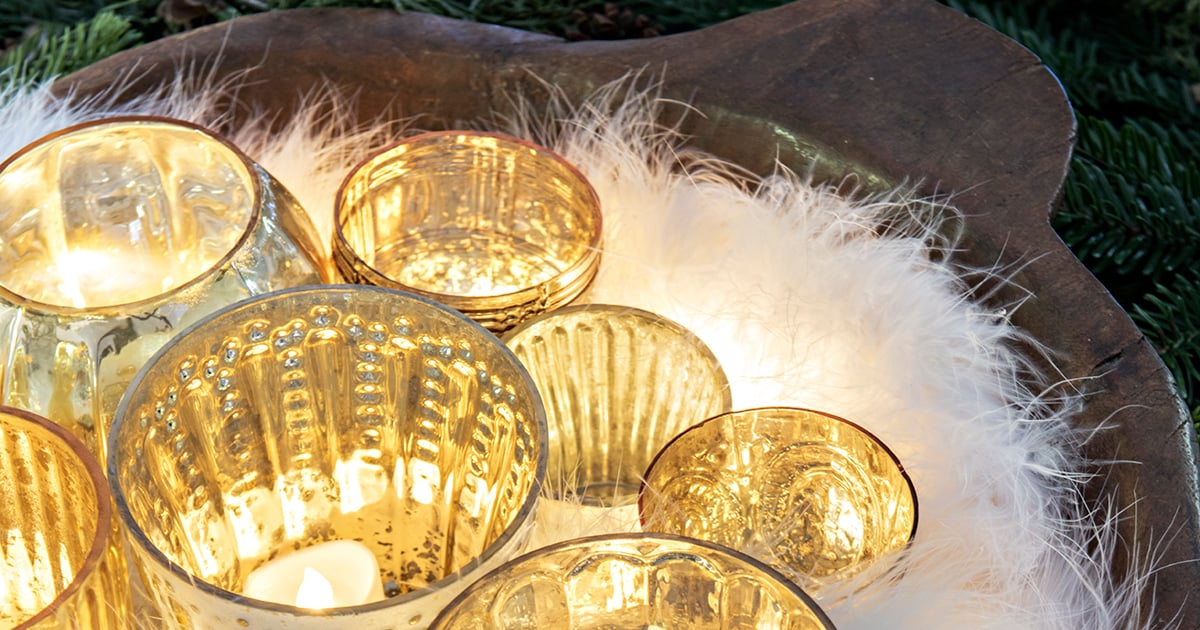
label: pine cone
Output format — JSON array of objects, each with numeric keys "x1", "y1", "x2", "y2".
[
  {"x1": 565, "y1": 3, "x2": 663, "y2": 41},
  {"x1": 157, "y1": 0, "x2": 225, "y2": 30}
]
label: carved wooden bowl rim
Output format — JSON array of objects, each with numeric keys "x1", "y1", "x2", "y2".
[{"x1": 53, "y1": 1, "x2": 1200, "y2": 625}]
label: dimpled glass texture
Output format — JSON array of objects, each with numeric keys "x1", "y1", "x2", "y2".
[
  {"x1": 429, "y1": 533, "x2": 835, "y2": 630},
  {"x1": 108, "y1": 285, "x2": 547, "y2": 629},
  {"x1": 0, "y1": 117, "x2": 327, "y2": 462},
  {"x1": 640, "y1": 407, "x2": 917, "y2": 589},
  {"x1": 503, "y1": 305, "x2": 730, "y2": 509},
  {"x1": 334, "y1": 131, "x2": 602, "y2": 333},
  {"x1": 0, "y1": 406, "x2": 130, "y2": 628}
]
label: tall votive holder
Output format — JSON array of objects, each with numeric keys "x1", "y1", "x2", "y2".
[
  {"x1": 0, "y1": 406, "x2": 131, "y2": 628},
  {"x1": 0, "y1": 116, "x2": 329, "y2": 462},
  {"x1": 334, "y1": 131, "x2": 603, "y2": 333},
  {"x1": 502, "y1": 305, "x2": 731, "y2": 548},
  {"x1": 108, "y1": 285, "x2": 547, "y2": 629}
]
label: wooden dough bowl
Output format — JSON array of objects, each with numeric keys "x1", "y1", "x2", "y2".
[{"x1": 54, "y1": 1, "x2": 1200, "y2": 625}]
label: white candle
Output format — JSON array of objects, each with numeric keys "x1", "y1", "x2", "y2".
[{"x1": 243, "y1": 540, "x2": 385, "y2": 608}]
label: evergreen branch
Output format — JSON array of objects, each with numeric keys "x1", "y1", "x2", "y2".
[
  {"x1": 0, "y1": 0, "x2": 111, "y2": 40},
  {"x1": 1131, "y1": 270, "x2": 1200, "y2": 425},
  {"x1": 1, "y1": 11, "x2": 140, "y2": 85},
  {"x1": 941, "y1": 0, "x2": 1199, "y2": 118},
  {"x1": 1055, "y1": 116, "x2": 1200, "y2": 287}
]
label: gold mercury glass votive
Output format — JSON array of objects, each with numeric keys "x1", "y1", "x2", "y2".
[
  {"x1": 0, "y1": 116, "x2": 329, "y2": 463},
  {"x1": 639, "y1": 407, "x2": 917, "y2": 589},
  {"x1": 429, "y1": 533, "x2": 836, "y2": 629},
  {"x1": 502, "y1": 305, "x2": 731, "y2": 548},
  {"x1": 108, "y1": 285, "x2": 547, "y2": 629},
  {"x1": 334, "y1": 131, "x2": 603, "y2": 333},
  {"x1": 0, "y1": 405, "x2": 131, "y2": 628}
]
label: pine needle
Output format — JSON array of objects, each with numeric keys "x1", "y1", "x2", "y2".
[
  {"x1": 1, "y1": 11, "x2": 140, "y2": 85},
  {"x1": 1132, "y1": 271, "x2": 1200, "y2": 428}
]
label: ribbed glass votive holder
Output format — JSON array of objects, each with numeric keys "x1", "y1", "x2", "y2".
[
  {"x1": 0, "y1": 406, "x2": 131, "y2": 628},
  {"x1": 640, "y1": 407, "x2": 917, "y2": 588},
  {"x1": 429, "y1": 533, "x2": 836, "y2": 629},
  {"x1": 502, "y1": 305, "x2": 731, "y2": 548},
  {"x1": 334, "y1": 131, "x2": 602, "y2": 333},
  {"x1": 108, "y1": 285, "x2": 547, "y2": 629},
  {"x1": 0, "y1": 116, "x2": 329, "y2": 462}
]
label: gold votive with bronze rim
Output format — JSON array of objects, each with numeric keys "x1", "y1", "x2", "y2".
[
  {"x1": 502, "y1": 304, "x2": 731, "y2": 548},
  {"x1": 639, "y1": 407, "x2": 917, "y2": 589},
  {"x1": 0, "y1": 406, "x2": 131, "y2": 629},
  {"x1": 334, "y1": 131, "x2": 602, "y2": 333},
  {"x1": 0, "y1": 116, "x2": 329, "y2": 463},
  {"x1": 108, "y1": 285, "x2": 547, "y2": 629},
  {"x1": 429, "y1": 533, "x2": 836, "y2": 629}
]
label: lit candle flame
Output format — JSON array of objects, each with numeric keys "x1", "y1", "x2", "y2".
[{"x1": 295, "y1": 567, "x2": 335, "y2": 609}]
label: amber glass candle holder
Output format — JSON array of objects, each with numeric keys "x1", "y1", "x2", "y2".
[
  {"x1": 0, "y1": 116, "x2": 329, "y2": 462},
  {"x1": 334, "y1": 131, "x2": 603, "y2": 333},
  {"x1": 429, "y1": 533, "x2": 835, "y2": 629},
  {"x1": 0, "y1": 406, "x2": 131, "y2": 628},
  {"x1": 108, "y1": 285, "x2": 547, "y2": 629},
  {"x1": 640, "y1": 407, "x2": 917, "y2": 589},
  {"x1": 502, "y1": 305, "x2": 730, "y2": 547}
]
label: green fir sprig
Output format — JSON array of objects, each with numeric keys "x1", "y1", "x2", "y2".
[{"x1": 0, "y1": 10, "x2": 140, "y2": 85}]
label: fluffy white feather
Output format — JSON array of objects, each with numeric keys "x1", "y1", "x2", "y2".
[{"x1": 0, "y1": 71, "x2": 1162, "y2": 629}]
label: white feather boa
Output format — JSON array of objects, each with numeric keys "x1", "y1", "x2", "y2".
[{"x1": 0, "y1": 72, "x2": 1161, "y2": 629}]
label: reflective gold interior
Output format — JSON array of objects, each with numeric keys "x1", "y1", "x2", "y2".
[
  {"x1": 0, "y1": 407, "x2": 129, "y2": 628},
  {"x1": 504, "y1": 305, "x2": 730, "y2": 507},
  {"x1": 0, "y1": 119, "x2": 255, "y2": 309},
  {"x1": 110, "y1": 286, "x2": 546, "y2": 609},
  {"x1": 640, "y1": 407, "x2": 917, "y2": 587},
  {"x1": 335, "y1": 132, "x2": 601, "y2": 331},
  {"x1": 430, "y1": 534, "x2": 834, "y2": 629}
]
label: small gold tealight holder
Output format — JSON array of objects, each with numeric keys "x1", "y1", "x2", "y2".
[
  {"x1": 640, "y1": 407, "x2": 917, "y2": 589},
  {"x1": 0, "y1": 116, "x2": 328, "y2": 462},
  {"x1": 334, "y1": 131, "x2": 603, "y2": 333},
  {"x1": 108, "y1": 285, "x2": 547, "y2": 629},
  {"x1": 429, "y1": 533, "x2": 836, "y2": 629},
  {"x1": 0, "y1": 406, "x2": 131, "y2": 628},
  {"x1": 502, "y1": 305, "x2": 731, "y2": 547}
]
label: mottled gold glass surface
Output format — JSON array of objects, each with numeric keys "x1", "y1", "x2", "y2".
[
  {"x1": 429, "y1": 533, "x2": 835, "y2": 629},
  {"x1": 504, "y1": 305, "x2": 731, "y2": 511},
  {"x1": 334, "y1": 131, "x2": 602, "y2": 332},
  {"x1": 0, "y1": 116, "x2": 329, "y2": 462},
  {"x1": 640, "y1": 407, "x2": 917, "y2": 588},
  {"x1": 109, "y1": 285, "x2": 547, "y2": 629},
  {"x1": 0, "y1": 406, "x2": 130, "y2": 628}
]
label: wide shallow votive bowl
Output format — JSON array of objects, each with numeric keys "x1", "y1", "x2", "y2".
[
  {"x1": 639, "y1": 407, "x2": 917, "y2": 588},
  {"x1": 0, "y1": 116, "x2": 328, "y2": 461},
  {"x1": 0, "y1": 406, "x2": 131, "y2": 629},
  {"x1": 432, "y1": 530, "x2": 835, "y2": 628},
  {"x1": 429, "y1": 533, "x2": 835, "y2": 629},
  {"x1": 504, "y1": 304, "x2": 731, "y2": 507},
  {"x1": 334, "y1": 130, "x2": 603, "y2": 333},
  {"x1": 109, "y1": 285, "x2": 547, "y2": 629}
]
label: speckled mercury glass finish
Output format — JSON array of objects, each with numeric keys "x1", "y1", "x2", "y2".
[
  {"x1": 640, "y1": 407, "x2": 917, "y2": 589},
  {"x1": 0, "y1": 117, "x2": 328, "y2": 463},
  {"x1": 0, "y1": 406, "x2": 131, "y2": 628},
  {"x1": 334, "y1": 131, "x2": 602, "y2": 333},
  {"x1": 108, "y1": 285, "x2": 547, "y2": 629},
  {"x1": 503, "y1": 305, "x2": 730, "y2": 548},
  {"x1": 429, "y1": 533, "x2": 835, "y2": 629}
]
